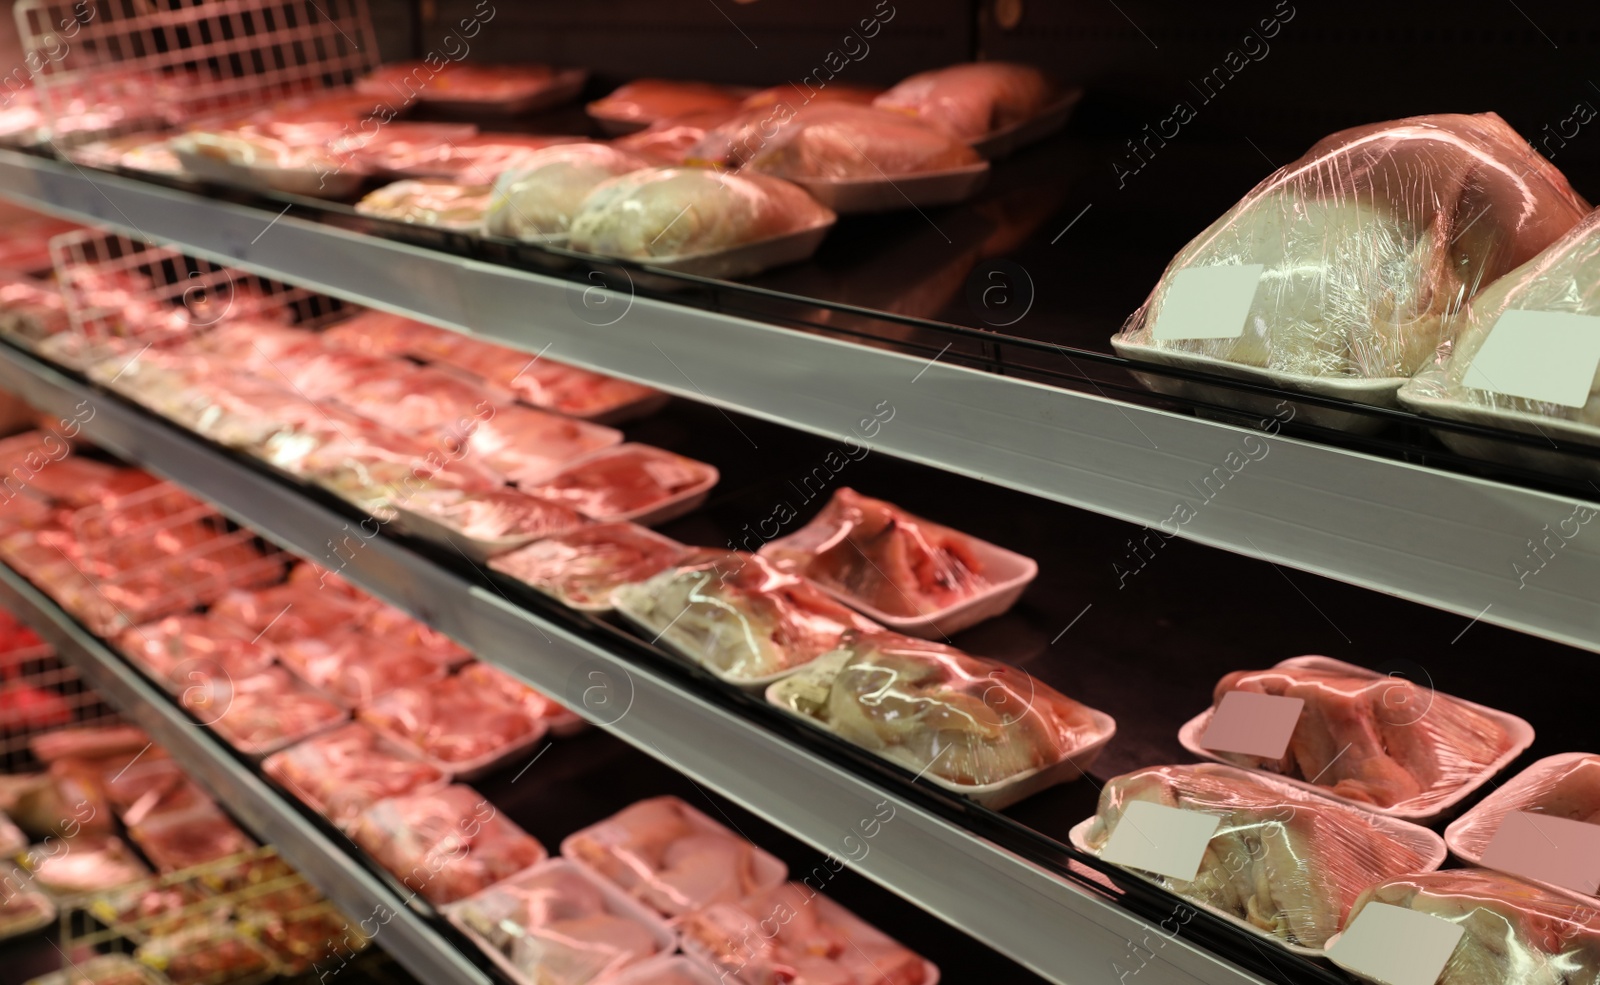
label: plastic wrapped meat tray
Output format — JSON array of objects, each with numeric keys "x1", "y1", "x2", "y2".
[
  {"x1": 1332, "y1": 869, "x2": 1600, "y2": 985},
  {"x1": 0, "y1": 873, "x2": 54, "y2": 939},
  {"x1": 561, "y1": 796, "x2": 787, "y2": 917},
  {"x1": 357, "y1": 132, "x2": 585, "y2": 180},
  {"x1": 349, "y1": 785, "x2": 546, "y2": 905},
  {"x1": 1444, "y1": 753, "x2": 1600, "y2": 872},
  {"x1": 182, "y1": 667, "x2": 348, "y2": 759},
  {"x1": 361, "y1": 62, "x2": 586, "y2": 115},
  {"x1": 454, "y1": 404, "x2": 622, "y2": 484},
  {"x1": 24, "y1": 954, "x2": 168, "y2": 985},
  {"x1": 241, "y1": 900, "x2": 368, "y2": 975},
  {"x1": 456, "y1": 663, "x2": 584, "y2": 737},
  {"x1": 364, "y1": 603, "x2": 473, "y2": 667},
  {"x1": 680, "y1": 881, "x2": 936, "y2": 985},
  {"x1": 769, "y1": 632, "x2": 1115, "y2": 808},
  {"x1": 759, "y1": 487, "x2": 1037, "y2": 637},
  {"x1": 207, "y1": 584, "x2": 373, "y2": 645},
  {"x1": 484, "y1": 143, "x2": 653, "y2": 243},
  {"x1": 115, "y1": 615, "x2": 274, "y2": 693},
  {"x1": 1071, "y1": 763, "x2": 1448, "y2": 954},
  {"x1": 135, "y1": 925, "x2": 278, "y2": 985},
  {"x1": 327, "y1": 364, "x2": 509, "y2": 437},
  {"x1": 612, "y1": 551, "x2": 881, "y2": 687},
  {"x1": 443, "y1": 858, "x2": 674, "y2": 985},
  {"x1": 24, "y1": 836, "x2": 152, "y2": 895},
  {"x1": 490, "y1": 522, "x2": 689, "y2": 613},
  {"x1": 356, "y1": 178, "x2": 494, "y2": 231},
  {"x1": 105, "y1": 757, "x2": 211, "y2": 824},
  {"x1": 87, "y1": 878, "x2": 213, "y2": 942},
  {"x1": 1112, "y1": 112, "x2": 1589, "y2": 429},
  {"x1": 276, "y1": 630, "x2": 450, "y2": 707},
  {"x1": 1179, "y1": 655, "x2": 1533, "y2": 821},
  {"x1": 873, "y1": 61, "x2": 1075, "y2": 157},
  {"x1": 127, "y1": 806, "x2": 258, "y2": 872},
  {"x1": 587, "y1": 80, "x2": 748, "y2": 134},
  {"x1": 392, "y1": 488, "x2": 587, "y2": 563},
  {"x1": 359, "y1": 673, "x2": 546, "y2": 778},
  {"x1": 518, "y1": 444, "x2": 717, "y2": 525},
  {"x1": 263, "y1": 722, "x2": 446, "y2": 829}
]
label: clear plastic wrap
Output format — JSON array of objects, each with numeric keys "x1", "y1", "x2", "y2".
[
  {"x1": 680, "y1": 881, "x2": 933, "y2": 985},
  {"x1": 355, "y1": 178, "x2": 494, "y2": 230},
  {"x1": 360, "y1": 62, "x2": 576, "y2": 112},
  {"x1": 484, "y1": 144, "x2": 653, "y2": 241},
  {"x1": 127, "y1": 806, "x2": 257, "y2": 872},
  {"x1": 489, "y1": 522, "x2": 690, "y2": 612},
  {"x1": 327, "y1": 364, "x2": 507, "y2": 437},
  {"x1": 348, "y1": 784, "x2": 546, "y2": 905},
  {"x1": 694, "y1": 103, "x2": 980, "y2": 178},
  {"x1": 394, "y1": 488, "x2": 587, "y2": 561},
  {"x1": 561, "y1": 796, "x2": 787, "y2": 917},
  {"x1": 447, "y1": 859, "x2": 672, "y2": 985},
  {"x1": 490, "y1": 360, "x2": 665, "y2": 423},
  {"x1": 263, "y1": 722, "x2": 446, "y2": 828},
  {"x1": 88, "y1": 879, "x2": 216, "y2": 942},
  {"x1": 771, "y1": 632, "x2": 1113, "y2": 797},
  {"x1": 182, "y1": 667, "x2": 348, "y2": 758},
  {"x1": 358, "y1": 673, "x2": 544, "y2": 772},
  {"x1": 454, "y1": 663, "x2": 580, "y2": 734},
  {"x1": 567, "y1": 168, "x2": 835, "y2": 263},
  {"x1": 240, "y1": 899, "x2": 368, "y2": 975},
  {"x1": 612, "y1": 109, "x2": 746, "y2": 165},
  {"x1": 25, "y1": 836, "x2": 151, "y2": 895},
  {"x1": 206, "y1": 583, "x2": 373, "y2": 645},
  {"x1": 453, "y1": 405, "x2": 621, "y2": 485},
  {"x1": 319, "y1": 309, "x2": 458, "y2": 357},
  {"x1": 103, "y1": 757, "x2": 209, "y2": 825},
  {"x1": 1188, "y1": 657, "x2": 1526, "y2": 816},
  {"x1": 1444, "y1": 753, "x2": 1600, "y2": 869},
  {"x1": 357, "y1": 132, "x2": 584, "y2": 180},
  {"x1": 363, "y1": 604, "x2": 472, "y2": 667},
  {"x1": 873, "y1": 62, "x2": 1055, "y2": 141},
  {"x1": 741, "y1": 84, "x2": 882, "y2": 110},
  {"x1": 1115, "y1": 113, "x2": 1589, "y2": 392},
  {"x1": 587, "y1": 80, "x2": 747, "y2": 131},
  {"x1": 114, "y1": 615, "x2": 274, "y2": 693},
  {"x1": 1079, "y1": 763, "x2": 1447, "y2": 950},
  {"x1": 1338, "y1": 869, "x2": 1600, "y2": 985},
  {"x1": 518, "y1": 444, "x2": 717, "y2": 524},
  {"x1": 611, "y1": 552, "x2": 880, "y2": 684},
  {"x1": 276, "y1": 630, "x2": 449, "y2": 707}
]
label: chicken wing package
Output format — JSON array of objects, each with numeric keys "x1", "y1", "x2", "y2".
[
  {"x1": 1399, "y1": 208, "x2": 1600, "y2": 475},
  {"x1": 355, "y1": 178, "x2": 494, "y2": 231},
  {"x1": 263, "y1": 723, "x2": 446, "y2": 830},
  {"x1": 1180, "y1": 656, "x2": 1532, "y2": 821},
  {"x1": 483, "y1": 144, "x2": 653, "y2": 243},
  {"x1": 1444, "y1": 753, "x2": 1600, "y2": 876},
  {"x1": 1331, "y1": 869, "x2": 1600, "y2": 985},
  {"x1": 444, "y1": 858, "x2": 674, "y2": 985},
  {"x1": 561, "y1": 796, "x2": 787, "y2": 918},
  {"x1": 489, "y1": 522, "x2": 690, "y2": 613},
  {"x1": 392, "y1": 488, "x2": 588, "y2": 564},
  {"x1": 611, "y1": 551, "x2": 881, "y2": 687},
  {"x1": 758, "y1": 487, "x2": 1037, "y2": 637},
  {"x1": 567, "y1": 168, "x2": 836, "y2": 279},
  {"x1": 873, "y1": 61, "x2": 1072, "y2": 157},
  {"x1": 1071, "y1": 763, "x2": 1448, "y2": 954},
  {"x1": 680, "y1": 882, "x2": 937, "y2": 985},
  {"x1": 586, "y1": 79, "x2": 748, "y2": 134},
  {"x1": 768, "y1": 632, "x2": 1114, "y2": 808},
  {"x1": 1113, "y1": 113, "x2": 1589, "y2": 428},
  {"x1": 688, "y1": 104, "x2": 987, "y2": 213},
  {"x1": 350, "y1": 785, "x2": 546, "y2": 905}
]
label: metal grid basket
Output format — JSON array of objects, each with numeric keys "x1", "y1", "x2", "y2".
[{"x1": 0, "y1": 643, "x2": 122, "y2": 775}]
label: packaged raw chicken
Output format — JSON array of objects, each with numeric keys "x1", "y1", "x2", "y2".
[
  {"x1": 263, "y1": 723, "x2": 445, "y2": 828},
  {"x1": 182, "y1": 667, "x2": 347, "y2": 758},
  {"x1": 0, "y1": 273, "x2": 70, "y2": 349},
  {"x1": 25, "y1": 836, "x2": 151, "y2": 894},
  {"x1": 1115, "y1": 113, "x2": 1588, "y2": 405},
  {"x1": 875, "y1": 62, "x2": 1055, "y2": 142},
  {"x1": 562, "y1": 796, "x2": 786, "y2": 917},
  {"x1": 491, "y1": 360, "x2": 665, "y2": 423},
  {"x1": 1337, "y1": 869, "x2": 1600, "y2": 985},
  {"x1": 348, "y1": 785, "x2": 546, "y2": 904},
  {"x1": 127, "y1": 806, "x2": 257, "y2": 872},
  {"x1": 103, "y1": 757, "x2": 211, "y2": 825},
  {"x1": 694, "y1": 103, "x2": 981, "y2": 178},
  {"x1": 89, "y1": 879, "x2": 215, "y2": 941},
  {"x1": 240, "y1": 900, "x2": 368, "y2": 975},
  {"x1": 455, "y1": 663, "x2": 581, "y2": 734},
  {"x1": 280, "y1": 419, "x2": 503, "y2": 521},
  {"x1": 612, "y1": 109, "x2": 746, "y2": 165},
  {"x1": 1444, "y1": 753, "x2": 1600, "y2": 869},
  {"x1": 446, "y1": 859, "x2": 671, "y2": 984},
  {"x1": 357, "y1": 132, "x2": 584, "y2": 180},
  {"x1": 328, "y1": 364, "x2": 507, "y2": 437},
  {"x1": 772, "y1": 632, "x2": 1113, "y2": 804},
  {"x1": 484, "y1": 143, "x2": 653, "y2": 241},
  {"x1": 741, "y1": 83, "x2": 882, "y2": 110},
  {"x1": 587, "y1": 80, "x2": 747, "y2": 132},
  {"x1": 490, "y1": 522, "x2": 689, "y2": 612},
  {"x1": 567, "y1": 169, "x2": 835, "y2": 271},
  {"x1": 363, "y1": 604, "x2": 472, "y2": 667},
  {"x1": 1186, "y1": 657, "x2": 1526, "y2": 817},
  {"x1": 359, "y1": 673, "x2": 544, "y2": 773},
  {"x1": 453, "y1": 404, "x2": 621, "y2": 484},
  {"x1": 518, "y1": 444, "x2": 717, "y2": 524},
  {"x1": 612, "y1": 552, "x2": 879, "y2": 684},
  {"x1": 681, "y1": 882, "x2": 932, "y2": 985},
  {"x1": 207, "y1": 584, "x2": 372, "y2": 644},
  {"x1": 361, "y1": 62, "x2": 582, "y2": 114},
  {"x1": 135, "y1": 926, "x2": 276, "y2": 985},
  {"x1": 29, "y1": 725, "x2": 150, "y2": 764},
  {"x1": 0, "y1": 873, "x2": 53, "y2": 939},
  {"x1": 114, "y1": 615, "x2": 274, "y2": 693},
  {"x1": 355, "y1": 178, "x2": 494, "y2": 231},
  {"x1": 276, "y1": 630, "x2": 449, "y2": 707},
  {"x1": 320, "y1": 309, "x2": 458, "y2": 357},
  {"x1": 1078, "y1": 763, "x2": 1446, "y2": 950},
  {"x1": 394, "y1": 487, "x2": 587, "y2": 562}
]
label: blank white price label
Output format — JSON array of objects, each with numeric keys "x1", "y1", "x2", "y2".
[
  {"x1": 1151, "y1": 264, "x2": 1264, "y2": 341},
  {"x1": 1328, "y1": 903, "x2": 1464, "y2": 985},
  {"x1": 1199, "y1": 691, "x2": 1304, "y2": 760},
  {"x1": 1481, "y1": 810, "x2": 1600, "y2": 896},
  {"x1": 1461, "y1": 310, "x2": 1600, "y2": 409},
  {"x1": 1099, "y1": 802, "x2": 1220, "y2": 882}
]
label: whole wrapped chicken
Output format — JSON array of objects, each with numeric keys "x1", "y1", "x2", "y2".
[
  {"x1": 873, "y1": 62, "x2": 1055, "y2": 141},
  {"x1": 1343, "y1": 870, "x2": 1600, "y2": 985},
  {"x1": 1083, "y1": 764, "x2": 1443, "y2": 948},
  {"x1": 568, "y1": 168, "x2": 834, "y2": 260},
  {"x1": 1117, "y1": 113, "x2": 1588, "y2": 386},
  {"x1": 691, "y1": 103, "x2": 980, "y2": 178},
  {"x1": 484, "y1": 143, "x2": 653, "y2": 240}
]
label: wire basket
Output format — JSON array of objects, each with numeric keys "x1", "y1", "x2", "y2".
[{"x1": 0, "y1": 643, "x2": 122, "y2": 775}]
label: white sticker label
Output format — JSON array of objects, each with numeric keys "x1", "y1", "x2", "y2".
[
  {"x1": 1481, "y1": 810, "x2": 1600, "y2": 896},
  {"x1": 1328, "y1": 903, "x2": 1464, "y2": 985},
  {"x1": 1151, "y1": 264, "x2": 1264, "y2": 341},
  {"x1": 1099, "y1": 802, "x2": 1220, "y2": 882},
  {"x1": 1199, "y1": 691, "x2": 1305, "y2": 760},
  {"x1": 1461, "y1": 310, "x2": 1600, "y2": 409}
]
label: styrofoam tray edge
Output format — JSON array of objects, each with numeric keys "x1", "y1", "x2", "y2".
[{"x1": 1443, "y1": 750, "x2": 1600, "y2": 869}]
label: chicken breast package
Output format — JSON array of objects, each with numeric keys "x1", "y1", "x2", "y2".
[
  {"x1": 612, "y1": 551, "x2": 881, "y2": 686},
  {"x1": 350, "y1": 785, "x2": 546, "y2": 905},
  {"x1": 1182, "y1": 656, "x2": 1531, "y2": 820},
  {"x1": 445, "y1": 858, "x2": 673, "y2": 985},
  {"x1": 1115, "y1": 113, "x2": 1588, "y2": 406},
  {"x1": 769, "y1": 632, "x2": 1114, "y2": 807},
  {"x1": 263, "y1": 723, "x2": 446, "y2": 829},
  {"x1": 874, "y1": 62, "x2": 1059, "y2": 144},
  {"x1": 1334, "y1": 869, "x2": 1600, "y2": 985},
  {"x1": 484, "y1": 143, "x2": 653, "y2": 242},
  {"x1": 759, "y1": 487, "x2": 1036, "y2": 636},
  {"x1": 452, "y1": 404, "x2": 622, "y2": 486},
  {"x1": 489, "y1": 522, "x2": 690, "y2": 613},
  {"x1": 1445, "y1": 753, "x2": 1600, "y2": 872},
  {"x1": 561, "y1": 796, "x2": 787, "y2": 918},
  {"x1": 680, "y1": 881, "x2": 935, "y2": 985},
  {"x1": 1076, "y1": 763, "x2": 1447, "y2": 952}
]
